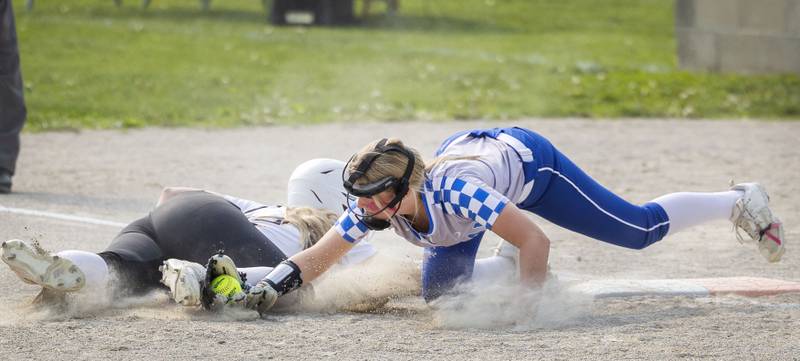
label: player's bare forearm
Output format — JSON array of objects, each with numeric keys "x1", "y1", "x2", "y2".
[
  {"x1": 517, "y1": 229, "x2": 550, "y2": 286},
  {"x1": 491, "y1": 203, "x2": 551, "y2": 286},
  {"x1": 289, "y1": 228, "x2": 355, "y2": 283}
]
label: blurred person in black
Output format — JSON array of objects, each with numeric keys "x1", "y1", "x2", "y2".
[{"x1": 0, "y1": 0, "x2": 26, "y2": 194}]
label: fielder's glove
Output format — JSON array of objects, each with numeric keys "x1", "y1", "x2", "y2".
[{"x1": 200, "y1": 252, "x2": 249, "y2": 311}]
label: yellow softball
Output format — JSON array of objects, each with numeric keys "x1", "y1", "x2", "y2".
[{"x1": 210, "y1": 274, "x2": 242, "y2": 298}]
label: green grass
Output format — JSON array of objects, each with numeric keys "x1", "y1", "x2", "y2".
[{"x1": 14, "y1": 0, "x2": 800, "y2": 131}]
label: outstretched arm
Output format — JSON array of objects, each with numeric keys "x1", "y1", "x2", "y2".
[
  {"x1": 290, "y1": 228, "x2": 356, "y2": 283},
  {"x1": 435, "y1": 176, "x2": 550, "y2": 286},
  {"x1": 245, "y1": 228, "x2": 355, "y2": 315},
  {"x1": 490, "y1": 203, "x2": 551, "y2": 286}
]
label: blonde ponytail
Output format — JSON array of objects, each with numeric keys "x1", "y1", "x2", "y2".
[
  {"x1": 424, "y1": 154, "x2": 480, "y2": 172},
  {"x1": 284, "y1": 206, "x2": 339, "y2": 249}
]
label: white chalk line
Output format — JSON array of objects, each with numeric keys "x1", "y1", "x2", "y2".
[{"x1": 0, "y1": 204, "x2": 127, "y2": 228}]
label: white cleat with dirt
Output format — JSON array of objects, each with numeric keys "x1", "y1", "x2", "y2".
[
  {"x1": 730, "y1": 183, "x2": 786, "y2": 262},
  {"x1": 1, "y1": 239, "x2": 85, "y2": 292},
  {"x1": 160, "y1": 258, "x2": 205, "y2": 307}
]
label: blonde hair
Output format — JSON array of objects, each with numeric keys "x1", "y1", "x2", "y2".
[
  {"x1": 425, "y1": 154, "x2": 480, "y2": 172},
  {"x1": 348, "y1": 138, "x2": 427, "y2": 191},
  {"x1": 284, "y1": 206, "x2": 339, "y2": 249},
  {"x1": 348, "y1": 138, "x2": 479, "y2": 192}
]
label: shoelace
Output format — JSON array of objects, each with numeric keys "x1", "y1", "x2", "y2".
[{"x1": 732, "y1": 198, "x2": 761, "y2": 244}]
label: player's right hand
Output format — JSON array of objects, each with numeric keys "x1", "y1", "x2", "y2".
[{"x1": 245, "y1": 280, "x2": 278, "y2": 316}]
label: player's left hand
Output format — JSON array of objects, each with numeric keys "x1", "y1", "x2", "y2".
[{"x1": 245, "y1": 281, "x2": 278, "y2": 316}]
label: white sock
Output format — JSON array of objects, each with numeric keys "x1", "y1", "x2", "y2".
[
  {"x1": 471, "y1": 256, "x2": 516, "y2": 283},
  {"x1": 56, "y1": 250, "x2": 110, "y2": 291},
  {"x1": 237, "y1": 266, "x2": 274, "y2": 287},
  {"x1": 651, "y1": 190, "x2": 742, "y2": 236}
]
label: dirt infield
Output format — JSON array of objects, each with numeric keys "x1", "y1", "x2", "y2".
[{"x1": 1, "y1": 120, "x2": 798, "y2": 360}]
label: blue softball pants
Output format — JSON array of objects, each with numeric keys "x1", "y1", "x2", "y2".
[{"x1": 421, "y1": 127, "x2": 670, "y2": 302}]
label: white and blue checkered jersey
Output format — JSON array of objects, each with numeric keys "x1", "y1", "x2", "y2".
[{"x1": 334, "y1": 135, "x2": 530, "y2": 247}]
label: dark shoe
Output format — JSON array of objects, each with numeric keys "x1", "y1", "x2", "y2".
[{"x1": 0, "y1": 169, "x2": 11, "y2": 194}]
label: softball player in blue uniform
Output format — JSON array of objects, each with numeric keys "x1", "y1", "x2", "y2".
[{"x1": 244, "y1": 127, "x2": 785, "y2": 313}]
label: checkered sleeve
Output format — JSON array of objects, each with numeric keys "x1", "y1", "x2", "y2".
[
  {"x1": 334, "y1": 206, "x2": 371, "y2": 243},
  {"x1": 436, "y1": 176, "x2": 509, "y2": 229}
]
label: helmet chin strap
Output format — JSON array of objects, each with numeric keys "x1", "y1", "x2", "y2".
[
  {"x1": 342, "y1": 138, "x2": 417, "y2": 231},
  {"x1": 360, "y1": 197, "x2": 404, "y2": 231},
  {"x1": 362, "y1": 189, "x2": 426, "y2": 231}
]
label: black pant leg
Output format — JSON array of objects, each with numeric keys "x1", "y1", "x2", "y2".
[
  {"x1": 100, "y1": 216, "x2": 165, "y2": 295},
  {"x1": 0, "y1": 0, "x2": 25, "y2": 174}
]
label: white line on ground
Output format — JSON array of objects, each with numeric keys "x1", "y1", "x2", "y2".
[{"x1": 0, "y1": 204, "x2": 126, "y2": 228}]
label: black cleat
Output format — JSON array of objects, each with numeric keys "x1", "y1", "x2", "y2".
[{"x1": 0, "y1": 169, "x2": 11, "y2": 194}]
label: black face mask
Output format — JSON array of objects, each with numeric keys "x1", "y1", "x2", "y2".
[{"x1": 342, "y1": 138, "x2": 416, "y2": 230}]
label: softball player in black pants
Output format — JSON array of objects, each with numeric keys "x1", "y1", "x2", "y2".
[{"x1": 1, "y1": 159, "x2": 376, "y2": 306}]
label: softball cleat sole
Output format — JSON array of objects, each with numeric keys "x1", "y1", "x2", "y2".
[{"x1": 1, "y1": 239, "x2": 85, "y2": 292}]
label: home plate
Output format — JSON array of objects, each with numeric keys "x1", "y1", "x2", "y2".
[{"x1": 569, "y1": 277, "x2": 800, "y2": 298}]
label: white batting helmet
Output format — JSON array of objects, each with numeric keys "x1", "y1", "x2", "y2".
[{"x1": 287, "y1": 158, "x2": 353, "y2": 215}]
